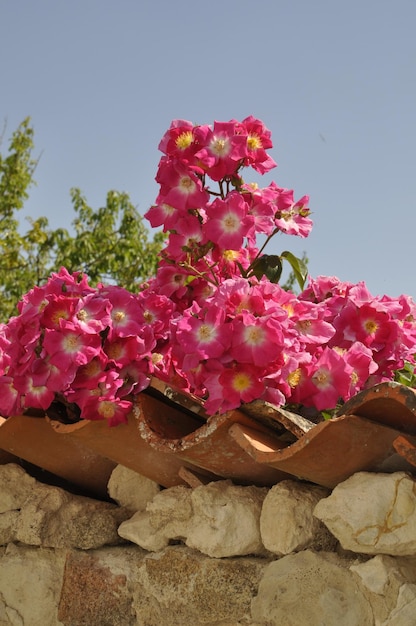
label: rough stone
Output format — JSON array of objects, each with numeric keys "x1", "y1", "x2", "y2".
[
  {"x1": 133, "y1": 545, "x2": 267, "y2": 626},
  {"x1": 314, "y1": 471, "x2": 416, "y2": 556},
  {"x1": 16, "y1": 482, "x2": 130, "y2": 549},
  {"x1": 251, "y1": 550, "x2": 373, "y2": 626},
  {"x1": 351, "y1": 554, "x2": 399, "y2": 595},
  {"x1": 260, "y1": 479, "x2": 335, "y2": 555},
  {"x1": 0, "y1": 543, "x2": 66, "y2": 626},
  {"x1": 382, "y1": 583, "x2": 416, "y2": 626},
  {"x1": 147, "y1": 484, "x2": 193, "y2": 533},
  {"x1": 4, "y1": 461, "x2": 416, "y2": 625},
  {"x1": 107, "y1": 464, "x2": 160, "y2": 511},
  {"x1": 118, "y1": 485, "x2": 192, "y2": 550},
  {"x1": 0, "y1": 464, "x2": 37, "y2": 513},
  {"x1": 0, "y1": 510, "x2": 19, "y2": 545},
  {"x1": 349, "y1": 554, "x2": 416, "y2": 624},
  {"x1": 58, "y1": 546, "x2": 142, "y2": 626},
  {"x1": 119, "y1": 480, "x2": 267, "y2": 558},
  {"x1": 186, "y1": 480, "x2": 267, "y2": 558},
  {"x1": 118, "y1": 510, "x2": 170, "y2": 551}
]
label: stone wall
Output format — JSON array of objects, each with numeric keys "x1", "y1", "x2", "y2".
[{"x1": 1, "y1": 463, "x2": 416, "y2": 625}]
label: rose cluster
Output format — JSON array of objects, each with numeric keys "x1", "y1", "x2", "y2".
[
  {"x1": 0, "y1": 117, "x2": 415, "y2": 424},
  {"x1": 145, "y1": 116, "x2": 312, "y2": 294},
  {"x1": 152, "y1": 274, "x2": 416, "y2": 415},
  {"x1": 0, "y1": 268, "x2": 172, "y2": 425}
]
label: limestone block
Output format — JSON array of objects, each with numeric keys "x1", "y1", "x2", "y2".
[
  {"x1": 251, "y1": 550, "x2": 373, "y2": 626},
  {"x1": 0, "y1": 510, "x2": 19, "y2": 545},
  {"x1": 58, "y1": 546, "x2": 142, "y2": 626},
  {"x1": 16, "y1": 482, "x2": 130, "y2": 550},
  {"x1": 147, "y1": 485, "x2": 193, "y2": 533},
  {"x1": 119, "y1": 480, "x2": 267, "y2": 558},
  {"x1": 118, "y1": 485, "x2": 192, "y2": 550},
  {"x1": 382, "y1": 583, "x2": 416, "y2": 626},
  {"x1": 260, "y1": 480, "x2": 335, "y2": 555},
  {"x1": 350, "y1": 554, "x2": 416, "y2": 624},
  {"x1": 0, "y1": 543, "x2": 66, "y2": 626},
  {"x1": 0, "y1": 464, "x2": 36, "y2": 513},
  {"x1": 186, "y1": 480, "x2": 267, "y2": 558},
  {"x1": 133, "y1": 545, "x2": 267, "y2": 626},
  {"x1": 107, "y1": 464, "x2": 160, "y2": 511},
  {"x1": 350, "y1": 553, "x2": 416, "y2": 597},
  {"x1": 314, "y1": 472, "x2": 416, "y2": 556},
  {"x1": 118, "y1": 510, "x2": 170, "y2": 551}
]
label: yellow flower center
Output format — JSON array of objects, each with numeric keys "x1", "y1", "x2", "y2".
[
  {"x1": 364, "y1": 319, "x2": 378, "y2": 334},
  {"x1": 281, "y1": 208, "x2": 295, "y2": 222},
  {"x1": 287, "y1": 369, "x2": 301, "y2": 388},
  {"x1": 77, "y1": 309, "x2": 88, "y2": 321},
  {"x1": 236, "y1": 298, "x2": 252, "y2": 315},
  {"x1": 143, "y1": 311, "x2": 154, "y2": 323},
  {"x1": 63, "y1": 334, "x2": 80, "y2": 352},
  {"x1": 313, "y1": 369, "x2": 330, "y2": 388},
  {"x1": 162, "y1": 203, "x2": 175, "y2": 216},
  {"x1": 51, "y1": 309, "x2": 69, "y2": 325},
  {"x1": 223, "y1": 213, "x2": 240, "y2": 232},
  {"x1": 244, "y1": 326, "x2": 264, "y2": 345},
  {"x1": 113, "y1": 311, "x2": 126, "y2": 323},
  {"x1": 247, "y1": 133, "x2": 262, "y2": 151},
  {"x1": 179, "y1": 176, "x2": 195, "y2": 192},
  {"x1": 197, "y1": 324, "x2": 215, "y2": 342},
  {"x1": 223, "y1": 249, "x2": 239, "y2": 262},
  {"x1": 351, "y1": 371, "x2": 359, "y2": 385},
  {"x1": 98, "y1": 401, "x2": 116, "y2": 419},
  {"x1": 175, "y1": 131, "x2": 193, "y2": 150},
  {"x1": 210, "y1": 137, "x2": 230, "y2": 157},
  {"x1": 232, "y1": 372, "x2": 252, "y2": 392},
  {"x1": 282, "y1": 303, "x2": 295, "y2": 317}
]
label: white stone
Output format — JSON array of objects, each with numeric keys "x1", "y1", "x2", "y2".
[
  {"x1": 349, "y1": 554, "x2": 416, "y2": 624},
  {"x1": 107, "y1": 464, "x2": 160, "y2": 511},
  {"x1": 0, "y1": 543, "x2": 66, "y2": 626},
  {"x1": 118, "y1": 510, "x2": 170, "y2": 551},
  {"x1": 251, "y1": 550, "x2": 373, "y2": 626},
  {"x1": 119, "y1": 480, "x2": 267, "y2": 558},
  {"x1": 260, "y1": 480, "x2": 334, "y2": 555},
  {"x1": 314, "y1": 472, "x2": 416, "y2": 556},
  {"x1": 118, "y1": 485, "x2": 192, "y2": 551},
  {"x1": 0, "y1": 464, "x2": 36, "y2": 513},
  {"x1": 147, "y1": 485, "x2": 193, "y2": 533},
  {"x1": 186, "y1": 480, "x2": 267, "y2": 558},
  {"x1": 382, "y1": 583, "x2": 416, "y2": 626},
  {"x1": 0, "y1": 510, "x2": 19, "y2": 545},
  {"x1": 350, "y1": 555, "x2": 396, "y2": 595},
  {"x1": 16, "y1": 482, "x2": 129, "y2": 549}
]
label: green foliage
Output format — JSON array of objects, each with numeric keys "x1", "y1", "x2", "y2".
[
  {"x1": 52, "y1": 188, "x2": 165, "y2": 291},
  {"x1": 251, "y1": 254, "x2": 283, "y2": 284},
  {"x1": 394, "y1": 360, "x2": 416, "y2": 388},
  {"x1": 250, "y1": 251, "x2": 308, "y2": 292},
  {"x1": 0, "y1": 118, "x2": 164, "y2": 322},
  {"x1": 280, "y1": 251, "x2": 308, "y2": 291}
]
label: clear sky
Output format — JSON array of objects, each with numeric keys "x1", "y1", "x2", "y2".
[{"x1": 1, "y1": 0, "x2": 415, "y2": 298}]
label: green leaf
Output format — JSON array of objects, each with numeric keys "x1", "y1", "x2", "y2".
[
  {"x1": 251, "y1": 254, "x2": 283, "y2": 283},
  {"x1": 280, "y1": 251, "x2": 308, "y2": 291},
  {"x1": 394, "y1": 360, "x2": 416, "y2": 388}
]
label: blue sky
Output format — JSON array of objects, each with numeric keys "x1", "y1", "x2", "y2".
[{"x1": 1, "y1": 0, "x2": 415, "y2": 298}]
